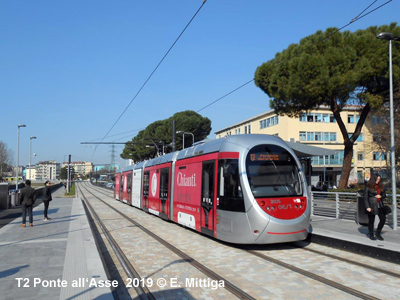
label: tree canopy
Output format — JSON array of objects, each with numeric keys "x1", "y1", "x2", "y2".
[
  {"x1": 254, "y1": 23, "x2": 400, "y2": 188},
  {"x1": 0, "y1": 141, "x2": 13, "y2": 178},
  {"x1": 121, "y1": 110, "x2": 212, "y2": 162}
]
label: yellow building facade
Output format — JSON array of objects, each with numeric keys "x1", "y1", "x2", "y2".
[{"x1": 215, "y1": 105, "x2": 388, "y2": 187}]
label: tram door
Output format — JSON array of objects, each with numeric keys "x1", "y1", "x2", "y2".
[
  {"x1": 201, "y1": 161, "x2": 215, "y2": 237},
  {"x1": 127, "y1": 173, "x2": 132, "y2": 205},
  {"x1": 143, "y1": 171, "x2": 150, "y2": 211},
  {"x1": 159, "y1": 167, "x2": 169, "y2": 220}
]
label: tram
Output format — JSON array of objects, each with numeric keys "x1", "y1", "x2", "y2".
[{"x1": 114, "y1": 134, "x2": 310, "y2": 244}]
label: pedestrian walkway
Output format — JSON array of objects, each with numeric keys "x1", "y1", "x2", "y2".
[
  {"x1": 309, "y1": 214, "x2": 400, "y2": 264},
  {"x1": 0, "y1": 188, "x2": 113, "y2": 300}
]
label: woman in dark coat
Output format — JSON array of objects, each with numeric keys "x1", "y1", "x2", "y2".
[
  {"x1": 363, "y1": 174, "x2": 386, "y2": 240},
  {"x1": 43, "y1": 181, "x2": 52, "y2": 221}
]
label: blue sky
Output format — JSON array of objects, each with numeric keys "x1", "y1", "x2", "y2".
[{"x1": 1, "y1": 0, "x2": 398, "y2": 168}]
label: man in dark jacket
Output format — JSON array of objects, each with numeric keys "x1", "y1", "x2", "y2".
[
  {"x1": 43, "y1": 181, "x2": 52, "y2": 221},
  {"x1": 19, "y1": 180, "x2": 37, "y2": 227}
]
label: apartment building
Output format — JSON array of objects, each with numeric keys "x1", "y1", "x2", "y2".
[
  {"x1": 62, "y1": 161, "x2": 93, "y2": 179},
  {"x1": 215, "y1": 105, "x2": 389, "y2": 187},
  {"x1": 35, "y1": 161, "x2": 60, "y2": 180}
]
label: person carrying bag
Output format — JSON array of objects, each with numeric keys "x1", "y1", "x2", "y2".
[{"x1": 363, "y1": 174, "x2": 387, "y2": 241}]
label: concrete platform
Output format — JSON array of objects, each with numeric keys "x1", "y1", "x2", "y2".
[
  {"x1": 0, "y1": 188, "x2": 113, "y2": 300},
  {"x1": 309, "y1": 214, "x2": 400, "y2": 264}
]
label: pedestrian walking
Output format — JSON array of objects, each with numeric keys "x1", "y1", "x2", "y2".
[
  {"x1": 43, "y1": 180, "x2": 52, "y2": 221},
  {"x1": 363, "y1": 174, "x2": 386, "y2": 240},
  {"x1": 19, "y1": 180, "x2": 37, "y2": 228}
]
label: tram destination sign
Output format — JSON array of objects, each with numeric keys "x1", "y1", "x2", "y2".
[{"x1": 250, "y1": 153, "x2": 289, "y2": 162}]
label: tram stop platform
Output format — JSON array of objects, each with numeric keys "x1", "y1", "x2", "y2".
[
  {"x1": 309, "y1": 214, "x2": 400, "y2": 264},
  {"x1": 0, "y1": 188, "x2": 113, "y2": 300}
]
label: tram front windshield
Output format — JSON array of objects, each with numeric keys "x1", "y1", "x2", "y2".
[{"x1": 246, "y1": 144, "x2": 303, "y2": 198}]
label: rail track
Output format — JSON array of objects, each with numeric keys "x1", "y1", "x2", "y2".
[{"x1": 77, "y1": 182, "x2": 400, "y2": 300}]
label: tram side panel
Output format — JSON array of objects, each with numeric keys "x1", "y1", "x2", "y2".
[
  {"x1": 121, "y1": 171, "x2": 132, "y2": 205},
  {"x1": 114, "y1": 173, "x2": 121, "y2": 200},
  {"x1": 132, "y1": 169, "x2": 142, "y2": 208},
  {"x1": 144, "y1": 163, "x2": 171, "y2": 220},
  {"x1": 173, "y1": 160, "x2": 202, "y2": 231},
  {"x1": 173, "y1": 153, "x2": 219, "y2": 237}
]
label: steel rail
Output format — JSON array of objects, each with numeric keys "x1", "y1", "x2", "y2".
[
  {"x1": 79, "y1": 182, "x2": 256, "y2": 300},
  {"x1": 77, "y1": 184, "x2": 155, "y2": 300}
]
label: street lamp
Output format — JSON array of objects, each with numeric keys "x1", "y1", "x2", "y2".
[
  {"x1": 376, "y1": 31, "x2": 400, "y2": 230},
  {"x1": 176, "y1": 131, "x2": 195, "y2": 149},
  {"x1": 16, "y1": 124, "x2": 26, "y2": 190},
  {"x1": 29, "y1": 136, "x2": 37, "y2": 180}
]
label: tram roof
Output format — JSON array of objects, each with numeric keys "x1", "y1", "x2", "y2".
[{"x1": 119, "y1": 135, "x2": 337, "y2": 172}]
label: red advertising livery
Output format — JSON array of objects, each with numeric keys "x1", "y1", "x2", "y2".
[{"x1": 115, "y1": 134, "x2": 311, "y2": 244}]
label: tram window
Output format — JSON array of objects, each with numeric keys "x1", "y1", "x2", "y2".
[
  {"x1": 127, "y1": 174, "x2": 132, "y2": 192},
  {"x1": 246, "y1": 145, "x2": 303, "y2": 197},
  {"x1": 202, "y1": 161, "x2": 214, "y2": 202},
  {"x1": 159, "y1": 168, "x2": 169, "y2": 199},
  {"x1": 217, "y1": 159, "x2": 245, "y2": 212},
  {"x1": 143, "y1": 171, "x2": 150, "y2": 196}
]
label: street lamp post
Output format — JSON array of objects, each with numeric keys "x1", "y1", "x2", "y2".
[
  {"x1": 16, "y1": 124, "x2": 26, "y2": 190},
  {"x1": 377, "y1": 32, "x2": 400, "y2": 230},
  {"x1": 29, "y1": 136, "x2": 37, "y2": 181}
]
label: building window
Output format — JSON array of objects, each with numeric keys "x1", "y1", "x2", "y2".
[
  {"x1": 373, "y1": 133, "x2": 382, "y2": 142},
  {"x1": 349, "y1": 133, "x2": 363, "y2": 142},
  {"x1": 348, "y1": 115, "x2": 354, "y2": 123},
  {"x1": 244, "y1": 124, "x2": 251, "y2": 134},
  {"x1": 311, "y1": 151, "x2": 343, "y2": 165},
  {"x1": 314, "y1": 132, "x2": 322, "y2": 141},
  {"x1": 260, "y1": 115, "x2": 279, "y2": 129},
  {"x1": 299, "y1": 113, "x2": 335, "y2": 123},
  {"x1": 299, "y1": 131, "x2": 336, "y2": 142},
  {"x1": 358, "y1": 152, "x2": 364, "y2": 161},
  {"x1": 323, "y1": 132, "x2": 330, "y2": 142},
  {"x1": 330, "y1": 133, "x2": 337, "y2": 142},
  {"x1": 373, "y1": 152, "x2": 385, "y2": 161}
]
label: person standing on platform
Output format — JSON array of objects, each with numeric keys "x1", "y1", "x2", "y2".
[
  {"x1": 43, "y1": 180, "x2": 52, "y2": 221},
  {"x1": 363, "y1": 174, "x2": 386, "y2": 241},
  {"x1": 19, "y1": 180, "x2": 37, "y2": 228}
]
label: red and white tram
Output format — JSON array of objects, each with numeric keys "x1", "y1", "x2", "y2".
[{"x1": 115, "y1": 134, "x2": 310, "y2": 244}]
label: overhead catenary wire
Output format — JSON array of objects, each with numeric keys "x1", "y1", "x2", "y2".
[
  {"x1": 90, "y1": 0, "x2": 207, "y2": 161},
  {"x1": 196, "y1": 0, "x2": 393, "y2": 113}
]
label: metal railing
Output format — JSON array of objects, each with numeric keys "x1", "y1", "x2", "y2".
[{"x1": 310, "y1": 191, "x2": 400, "y2": 227}]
